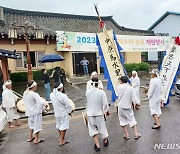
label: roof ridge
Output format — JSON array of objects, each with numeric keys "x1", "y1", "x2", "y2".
[
  {"x1": 2, "y1": 6, "x2": 113, "y2": 20},
  {"x1": 166, "y1": 11, "x2": 180, "y2": 15},
  {"x1": 110, "y1": 18, "x2": 153, "y2": 34},
  {"x1": 0, "y1": 6, "x2": 154, "y2": 36}
]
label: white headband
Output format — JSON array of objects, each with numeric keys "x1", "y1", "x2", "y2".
[
  {"x1": 53, "y1": 83, "x2": 63, "y2": 96},
  {"x1": 29, "y1": 81, "x2": 37, "y2": 89},
  {"x1": 152, "y1": 69, "x2": 159, "y2": 76},
  {"x1": 56, "y1": 83, "x2": 63, "y2": 89},
  {"x1": 4, "y1": 80, "x2": 12, "y2": 86},
  {"x1": 132, "y1": 71, "x2": 137, "y2": 74},
  {"x1": 91, "y1": 71, "x2": 97, "y2": 78}
]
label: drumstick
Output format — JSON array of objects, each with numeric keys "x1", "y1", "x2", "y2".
[
  {"x1": 12, "y1": 90, "x2": 23, "y2": 98},
  {"x1": 104, "y1": 114, "x2": 106, "y2": 121}
]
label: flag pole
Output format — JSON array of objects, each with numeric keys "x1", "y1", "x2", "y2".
[{"x1": 94, "y1": 4, "x2": 123, "y2": 72}]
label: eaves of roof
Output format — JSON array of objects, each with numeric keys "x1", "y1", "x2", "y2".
[
  {"x1": 0, "y1": 49, "x2": 20, "y2": 59},
  {"x1": 3, "y1": 7, "x2": 113, "y2": 21},
  {"x1": 111, "y1": 18, "x2": 154, "y2": 35},
  {"x1": 0, "y1": 6, "x2": 154, "y2": 37}
]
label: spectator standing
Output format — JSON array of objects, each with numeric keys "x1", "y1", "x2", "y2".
[{"x1": 80, "y1": 57, "x2": 89, "y2": 76}]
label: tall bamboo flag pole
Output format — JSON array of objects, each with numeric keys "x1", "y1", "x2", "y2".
[
  {"x1": 94, "y1": 4, "x2": 106, "y2": 31},
  {"x1": 94, "y1": 4, "x2": 124, "y2": 74}
]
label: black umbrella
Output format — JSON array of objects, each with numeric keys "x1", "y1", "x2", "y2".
[{"x1": 39, "y1": 54, "x2": 65, "y2": 63}]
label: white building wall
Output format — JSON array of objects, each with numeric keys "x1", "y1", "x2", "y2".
[
  {"x1": 148, "y1": 14, "x2": 180, "y2": 61},
  {"x1": 152, "y1": 14, "x2": 180, "y2": 37}
]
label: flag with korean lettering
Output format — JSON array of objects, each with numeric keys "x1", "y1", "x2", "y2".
[
  {"x1": 96, "y1": 30, "x2": 126, "y2": 102},
  {"x1": 160, "y1": 43, "x2": 180, "y2": 104}
]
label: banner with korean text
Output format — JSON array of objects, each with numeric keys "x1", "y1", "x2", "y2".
[
  {"x1": 97, "y1": 30, "x2": 125, "y2": 96},
  {"x1": 160, "y1": 43, "x2": 180, "y2": 104},
  {"x1": 116, "y1": 35, "x2": 169, "y2": 52},
  {"x1": 56, "y1": 31, "x2": 169, "y2": 52}
]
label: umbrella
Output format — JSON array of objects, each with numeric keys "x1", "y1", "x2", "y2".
[{"x1": 39, "y1": 54, "x2": 65, "y2": 63}]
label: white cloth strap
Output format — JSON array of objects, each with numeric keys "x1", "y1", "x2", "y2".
[{"x1": 29, "y1": 81, "x2": 37, "y2": 89}]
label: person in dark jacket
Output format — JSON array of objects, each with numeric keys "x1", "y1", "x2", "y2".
[
  {"x1": 42, "y1": 69, "x2": 51, "y2": 101},
  {"x1": 50, "y1": 67, "x2": 65, "y2": 93}
]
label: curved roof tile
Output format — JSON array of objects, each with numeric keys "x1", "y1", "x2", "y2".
[{"x1": 0, "y1": 6, "x2": 154, "y2": 36}]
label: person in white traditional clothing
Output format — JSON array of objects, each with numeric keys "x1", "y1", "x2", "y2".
[
  {"x1": 50, "y1": 82, "x2": 72, "y2": 146},
  {"x1": 23, "y1": 80, "x2": 46, "y2": 144},
  {"x1": 147, "y1": 69, "x2": 162, "y2": 129},
  {"x1": 130, "y1": 71, "x2": 140, "y2": 109},
  {"x1": 86, "y1": 78, "x2": 109, "y2": 152},
  {"x1": 116, "y1": 76, "x2": 141, "y2": 140},
  {"x1": 2, "y1": 80, "x2": 21, "y2": 128},
  {"x1": 86, "y1": 71, "x2": 103, "y2": 90}
]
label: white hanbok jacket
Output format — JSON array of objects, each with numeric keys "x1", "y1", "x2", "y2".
[
  {"x1": 130, "y1": 76, "x2": 140, "y2": 103},
  {"x1": 50, "y1": 91, "x2": 72, "y2": 117},
  {"x1": 86, "y1": 80, "x2": 103, "y2": 90},
  {"x1": 86, "y1": 88, "x2": 109, "y2": 116},
  {"x1": 23, "y1": 91, "x2": 45, "y2": 117},
  {"x1": 116, "y1": 83, "x2": 138, "y2": 109},
  {"x1": 148, "y1": 77, "x2": 162, "y2": 116},
  {"x1": 2, "y1": 88, "x2": 18, "y2": 108}
]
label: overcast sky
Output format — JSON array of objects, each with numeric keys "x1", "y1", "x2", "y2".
[{"x1": 0, "y1": 0, "x2": 180, "y2": 30}]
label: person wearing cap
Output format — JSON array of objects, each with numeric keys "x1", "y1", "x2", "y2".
[
  {"x1": 147, "y1": 69, "x2": 162, "y2": 129},
  {"x1": 116, "y1": 76, "x2": 141, "y2": 140},
  {"x1": 86, "y1": 78, "x2": 109, "y2": 152},
  {"x1": 50, "y1": 82, "x2": 72, "y2": 146},
  {"x1": 2, "y1": 80, "x2": 21, "y2": 128},
  {"x1": 23, "y1": 80, "x2": 46, "y2": 144},
  {"x1": 86, "y1": 71, "x2": 103, "y2": 90},
  {"x1": 129, "y1": 71, "x2": 141, "y2": 108}
]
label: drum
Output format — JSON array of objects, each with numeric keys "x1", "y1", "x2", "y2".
[
  {"x1": 16, "y1": 97, "x2": 50, "y2": 113},
  {"x1": 140, "y1": 86, "x2": 149, "y2": 102},
  {"x1": 69, "y1": 98, "x2": 75, "y2": 111},
  {"x1": 140, "y1": 86, "x2": 149, "y2": 95},
  {"x1": 41, "y1": 97, "x2": 50, "y2": 111},
  {"x1": 16, "y1": 99, "x2": 25, "y2": 113}
]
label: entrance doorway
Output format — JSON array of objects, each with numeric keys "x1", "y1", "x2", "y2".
[{"x1": 73, "y1": 52, "x2": 97, "y2": 76}]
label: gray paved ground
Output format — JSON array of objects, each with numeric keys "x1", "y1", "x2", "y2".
[
  {"x1": 1, "y1": 77, "x2": 180, "y2": 154},
  {"x1": 0, "y1": 96, "x2": 180, "y2": 154},
  {"x1": 12, "y1": 75, "x2": 150, "y2": 109}
]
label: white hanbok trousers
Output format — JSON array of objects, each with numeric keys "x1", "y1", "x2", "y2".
[
  {"x1": 88, "y1": 115, "x2": 108, "y2": 139},
  {"x1": 118, "y1": 108, "x2": 137, "y2": 127},
  {"x1": 6, "y1": 108, "x2": 20, "y2": 122},
  {"x1": 28, "y1": 114, "x2": 43, "y2": 134},
  {"x1": 149, "y1": 99, "x2": 162, "y2": 117},
  {"x1": 55, "y1": 114, "x2": 69, "y2": 131},
  {"x1": 134, "y1": 88, "x2": 140, "y2": 105}
]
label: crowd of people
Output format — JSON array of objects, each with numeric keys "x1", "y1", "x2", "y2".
[{"x1": 1, "y1": 68, "x2": 163, "y2": 152}]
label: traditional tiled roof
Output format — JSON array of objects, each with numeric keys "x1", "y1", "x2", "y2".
[
  {"x1": 148, "y1": 11, "x2": 180, "y2": 30},
  {"x1": 0, "y1": 6, "x2": 154, "y2": 37},
  {"x1": 0, "y1": 49, "x2": 20, "y2": 59}
]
